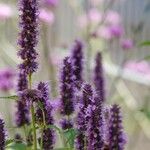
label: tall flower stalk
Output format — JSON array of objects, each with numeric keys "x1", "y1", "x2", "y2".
[
  {"x1": 18, "y1": 0, "x2": 39, "y2": 149},
  {"x1": 109, "y1": 104, "x2": 126, "y2": 150},
  {"x1": 94, "y1": 52, "x2": 106, "y2": 103}
]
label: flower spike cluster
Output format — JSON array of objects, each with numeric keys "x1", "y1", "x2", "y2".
[
  {"x1": 60, "y1": 57, "x2": 74, "y2": 116},
  {"x1": 71, "y1": 39, "x2": 83, "y2": 82},
  {"x1": 18, "y1": 0, "x2": 39, "y2": 75},
  {"x1": 94, "y1": 52, "x2": 105, "y2": 103},
  {"x1": 109, "y1": 104, "x2": 126, "y2": 150}
]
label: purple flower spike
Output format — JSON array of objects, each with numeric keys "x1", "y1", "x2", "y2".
[
  {"x1": 41, "y1": 101, "x2": 55, "y2": 150},
  {"x1": 87, "y1": 103, "x2": 104, "y2": 150},
  {"x1": 15, "y1": 72, "x2": 30, "y2": 127},
  {"x1": 76, "y1": 84, "x2": 93, "y2": 149},
  {"x1": 60, "y1": 57, "x2": 74, "y2": 116},
  {"x1": 75, "y1": 104, "x2": 86, "y2": 150},
  {"x1": 109, "y1": 104, "x2": 126, "y2": 150},
  {"x1": 15, "y1": 100, "x2": 30, "y2": 127},
  {"x1": 17, "y1": 72, "x2": 28, "y2": 91},
  {"x1": 0, "y1": 118, "x2": 5, "y2": 150},
  {"x1": 60, "y1": 118, "x2": 73, "y2": 130},
  {"x1": 71, "y1": 40, "x2": 83, "y2": 82},
  {"x1": 18, "y1": 0, "x2": 39, "y2": 75},
  {"x1": 82, "y1": 83, "x2": 93, "y2": 106},
  {"x1": 94, "y1": 52, "x2": 105, "y2": 103}
]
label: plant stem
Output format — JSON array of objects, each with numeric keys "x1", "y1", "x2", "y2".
[
  {"x1": 31, "y1": 103, "x2": 37, "y2": 150},
  {"x1": 29, "y1": 74, "x2": 37, "y2": 150}
]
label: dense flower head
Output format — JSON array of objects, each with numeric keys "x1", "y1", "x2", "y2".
[
  {"x1": 82, "y1": 83, "x2": 93, "y2": 106},
  {"x1": 0, "y1": 118, "x2": 5, "y2": 150},
  {"x1": 60, "y1": 57, "x2": 74, "y2": 116},
  {"x1": 17, "y1": 72, "x2": 28, "y2": 91},
  {"x1": 87, "y1": 103, "x2": 104, "y2": 150},
  {"x1": 75, "y1": 104, "x2": 87, "y2": 150},
  {"x1": 18, "y1": 0, "x2": 39, "y2": 75},
  {"x1": 94, "y1": 52, "x2": 105, "y2": 103},
  {"x1": 41, "y1": 101, "x2": 55, "y2": 150},
  {"x1": 36, "y1": 82, "x2": 51, "y2": 124},
  {"x1": 60, "y1": 118, "x2": 73, "y2": 130},
  {"x1": 71, "y1": 39, "x2": 83, "y2": 82},
  {"x1": 109, "y1": 104, "x2": 126, "y2": 150},
  {"x1": 15, "y1": 99, "x2": 30, "y2": 127},
  {"x1": 75, "y1": 84, "x2": 93, "y2": 149},
  {"x1": 19, "y1": 89, "x2": 42, "y2": 104}
]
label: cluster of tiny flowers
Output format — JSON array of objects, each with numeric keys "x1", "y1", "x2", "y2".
[
  {"x1": 71, "y1": 39, "x2": 83, "y2": 82},
  {"x1": 75, "y1": 83, "x2": 93, "y2": 149},
  {"x1": 0, "y1": 0, "x2": 127, "y2": 148},
  {"x1": 94, "y1": 52, "x2": 105, "y2": 103},
  {"x1": 41, "y1": 101, "x2": 55, "y2": 150},
  {"x1": 109, "y1": 104, "x2": 126, "y2": 150},
  {"x1": 60, "y1": 57, "x2": 74, "y2": 116},
  {"x1": 87, "y1": 103, "x2": 104, "y2": 150},
  {"x1": 18, "y1": 0, "x2": 39, "y2": 75}
]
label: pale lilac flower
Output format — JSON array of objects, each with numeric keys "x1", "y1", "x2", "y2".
[
  {"x1": 78, "y1": 9, "x2": 102, "y2": 28},
  {"x1": 39, "y1": 9, "x2": 55, "y2": 24},
  {"x1": 0, "y1": 4, "x2": 12, "y2": 20},
  {"x1": 106, "y1": 11, "x2": 121, "y2": 25},
  {"x1": 121, "y1": 39, "x2": 134, "y2": 50},
  {"x1": 124, "y1": 61, "x2": 150, "y2": 76},
  {"x1": 108, "y1": 25, "x2": 124, "y2": 38},
  {"x1": 88, "y1": 8, "x2": 102, "y2": 24}
]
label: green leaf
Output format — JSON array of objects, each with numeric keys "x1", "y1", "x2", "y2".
[
  {"x1": 139, "y1": 41, "x2": 150, "y2": 47},
  {"x1": 5, "y1": 139, "x2": 14, "y2": 146},
  {"x1": 0, "y1": 95, "x2": 18, "y2": 100},
  {"x1": 6, "y1": 142, "x2": 27, "y2": 150},
  {"x1": 63, "y1": 128, "x2": 77, "y2": 148}
]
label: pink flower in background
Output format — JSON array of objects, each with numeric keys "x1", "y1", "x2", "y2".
[
  {"x1": 121, "y1": 39, "x2": 134, "y2": 50},
  {"x1": 0, "y1": 68, "x2": 15, "y2": 92},
  {"x1": 88, "y1": 9, "x2": 102, "y2": 24},
  {"x1": 97, "y1": 26, "x2": 113, "y2": 40},
  {"x1": 106, "y1": 11, "x2": 121, "y2": 25},
  {"x1": 125, "y1": 61, "x2": 150, "y2": 76},
  {"x1": 78, "y1": 9, "x2": 101, "y2": 28},
  {"x1": 39, "y1": 9, "x2": 55, "y2": 24},
  {"x1": 0, "y1": 4, "x2": 12, "y2": 20},
  {"x1": 108, "y1": 25, "x2": 124, "y2": 38},
  {"x1": 45, "y1": 0, "x2": 58, "y2": 7}
]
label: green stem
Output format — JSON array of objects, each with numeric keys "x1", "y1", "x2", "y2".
[
  {"x1": 28, "y1": 74, "x2": 37, "y2": 150},
  {"x1": 31, "y1": 104, "x2": 37, "y2": 150}
]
